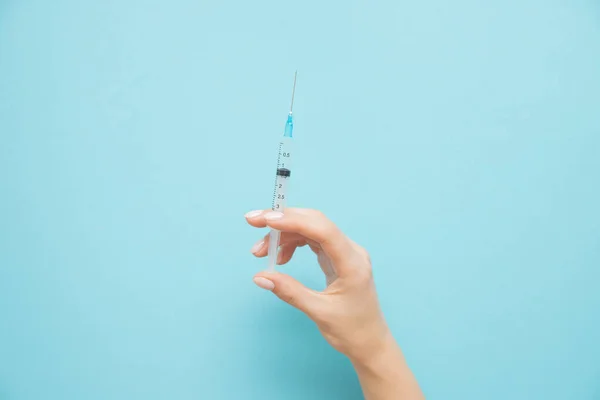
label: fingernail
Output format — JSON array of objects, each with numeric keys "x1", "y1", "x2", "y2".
[
  {"x1": 276, "y1": 249, "x2": 283, "y2": 264},
  {"x1": 264, "y1": 211, "x2": 284, "y2": 221},
  {"x1": 245, "y1": 210, "x2": 263, "y2": 219},
  {"x1": 253, "y1": 277, "x2": 275, "y2": 291},
  {"x1": 251, "y1": 240, "x2": 265, "y2": 254}
]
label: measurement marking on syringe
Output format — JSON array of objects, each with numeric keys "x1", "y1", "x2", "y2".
[{"x1": 272, "y1": 141, "x2": 284, "y2": 210}]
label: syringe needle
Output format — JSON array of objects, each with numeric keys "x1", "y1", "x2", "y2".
[{"x1": 290, "y1": 70, "x2": 297, "y2": 113}]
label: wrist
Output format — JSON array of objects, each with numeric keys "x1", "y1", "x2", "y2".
[
  {"x1": 350, "y1": 331, "x2": 424, "y2": 400},
  {"x1": 349, "y1": 328, "x2": 402, "y2": 368}
]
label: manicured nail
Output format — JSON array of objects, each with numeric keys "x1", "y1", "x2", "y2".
[
  {"x1": 264, "y1": 211, "x2": 284, "y2": 221},
  {"x1": 253, "y1": 277, "x2": 275, "y2": 291},
  {"x1": 245, "y1": 210, "x2": 263, "y2": 219},
  {"x1": 251, "y1": 240, "x2": 265, "y2": 254}
]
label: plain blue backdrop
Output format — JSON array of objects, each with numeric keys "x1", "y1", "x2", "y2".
[{"x1": 1, "y1": 0, "x2": 599, "y2": 399}]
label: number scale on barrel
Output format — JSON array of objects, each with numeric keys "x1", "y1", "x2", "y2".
[{"x1": 272, "y1": 139, "x2": 292, "y2": 213}]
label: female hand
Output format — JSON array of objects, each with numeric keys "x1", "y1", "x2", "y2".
[{"x1": 245, "y1": 208, "x2": 424, "y2": 400}]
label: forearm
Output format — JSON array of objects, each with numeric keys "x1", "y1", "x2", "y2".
[{"x1": 351, "y1": 332, "x2": 424, "y2": 400}]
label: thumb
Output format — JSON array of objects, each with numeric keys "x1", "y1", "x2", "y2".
[{"x1": 253, "y1": 272, "x2": 319, "y2": 314}]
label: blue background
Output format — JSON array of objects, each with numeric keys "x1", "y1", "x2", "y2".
[{"x1": 1, "y1": 0, "x2": 599, "y2": 399}]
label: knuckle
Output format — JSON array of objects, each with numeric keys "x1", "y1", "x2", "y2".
[
  {"x1": 357, "y1": 245, "x2": 371, "y2": 262},
  {"x1": 352, "y1": 244, "x2": 372, "y2": 267},
  {"x1": 352, "y1": 248, "x2": 373, "y2": 283},
  {"x1": 309, "y1": 209, "x2": 327, "y2": 220},
  {"x1": 317, "y1": 224, "x2": 339, "y2": 243},
  {"x1": 309, "y1": 211, "x2": 341, "y2": 239},
  {"x1": 276, "y1": 289, "x2": 298, "y2": 307}
]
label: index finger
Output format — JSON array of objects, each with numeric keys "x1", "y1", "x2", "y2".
[{"x1": 247, "y1": 208, "x2": 355, "y2": 275}]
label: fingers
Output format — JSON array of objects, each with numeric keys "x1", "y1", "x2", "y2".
[
  {"x1": 245, "y1": 210, "x2": 270, "y2": 228},
  {"x1": 250, "y1": 232, "x2": 307, "y2": 258},
  {"x1": 253, "y1": 272, "x2": 320, "y2": 314},
  {"x1": 246, "y1": 208, "x2": 354, "y2": 275},
  {"x1": 277, "y1": 242, "x2": 302, "y2": 265}
]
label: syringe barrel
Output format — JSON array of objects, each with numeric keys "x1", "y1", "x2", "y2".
[
  {"x1": 267, "y1": 137, "x2": 293, "y2": 271},
  {"x1": 266, "y1": 230, "x2": 280, "y2": 272},
  {"x1": 272, "y1": 137, "x2": 292, "y2": 212}
]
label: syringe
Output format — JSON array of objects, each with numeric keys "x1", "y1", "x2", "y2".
[{"x1": 266, "y1": 72, "x2": 297, "y2": 272}]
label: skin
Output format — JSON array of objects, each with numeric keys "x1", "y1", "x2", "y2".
[{"x1": 245, "y1": 208, "x2": 425, "y2": 400}]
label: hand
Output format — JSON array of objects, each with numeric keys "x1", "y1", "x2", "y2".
[
  {"x1": 245, "y1": 208, "x2": 388, "y2": 363},
  {"x1": 246, "y1": 208, "x2": 424, "y2": 400},
  {"x1": 245, "y1": 208, "x2": 424, "y2": 400}
]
